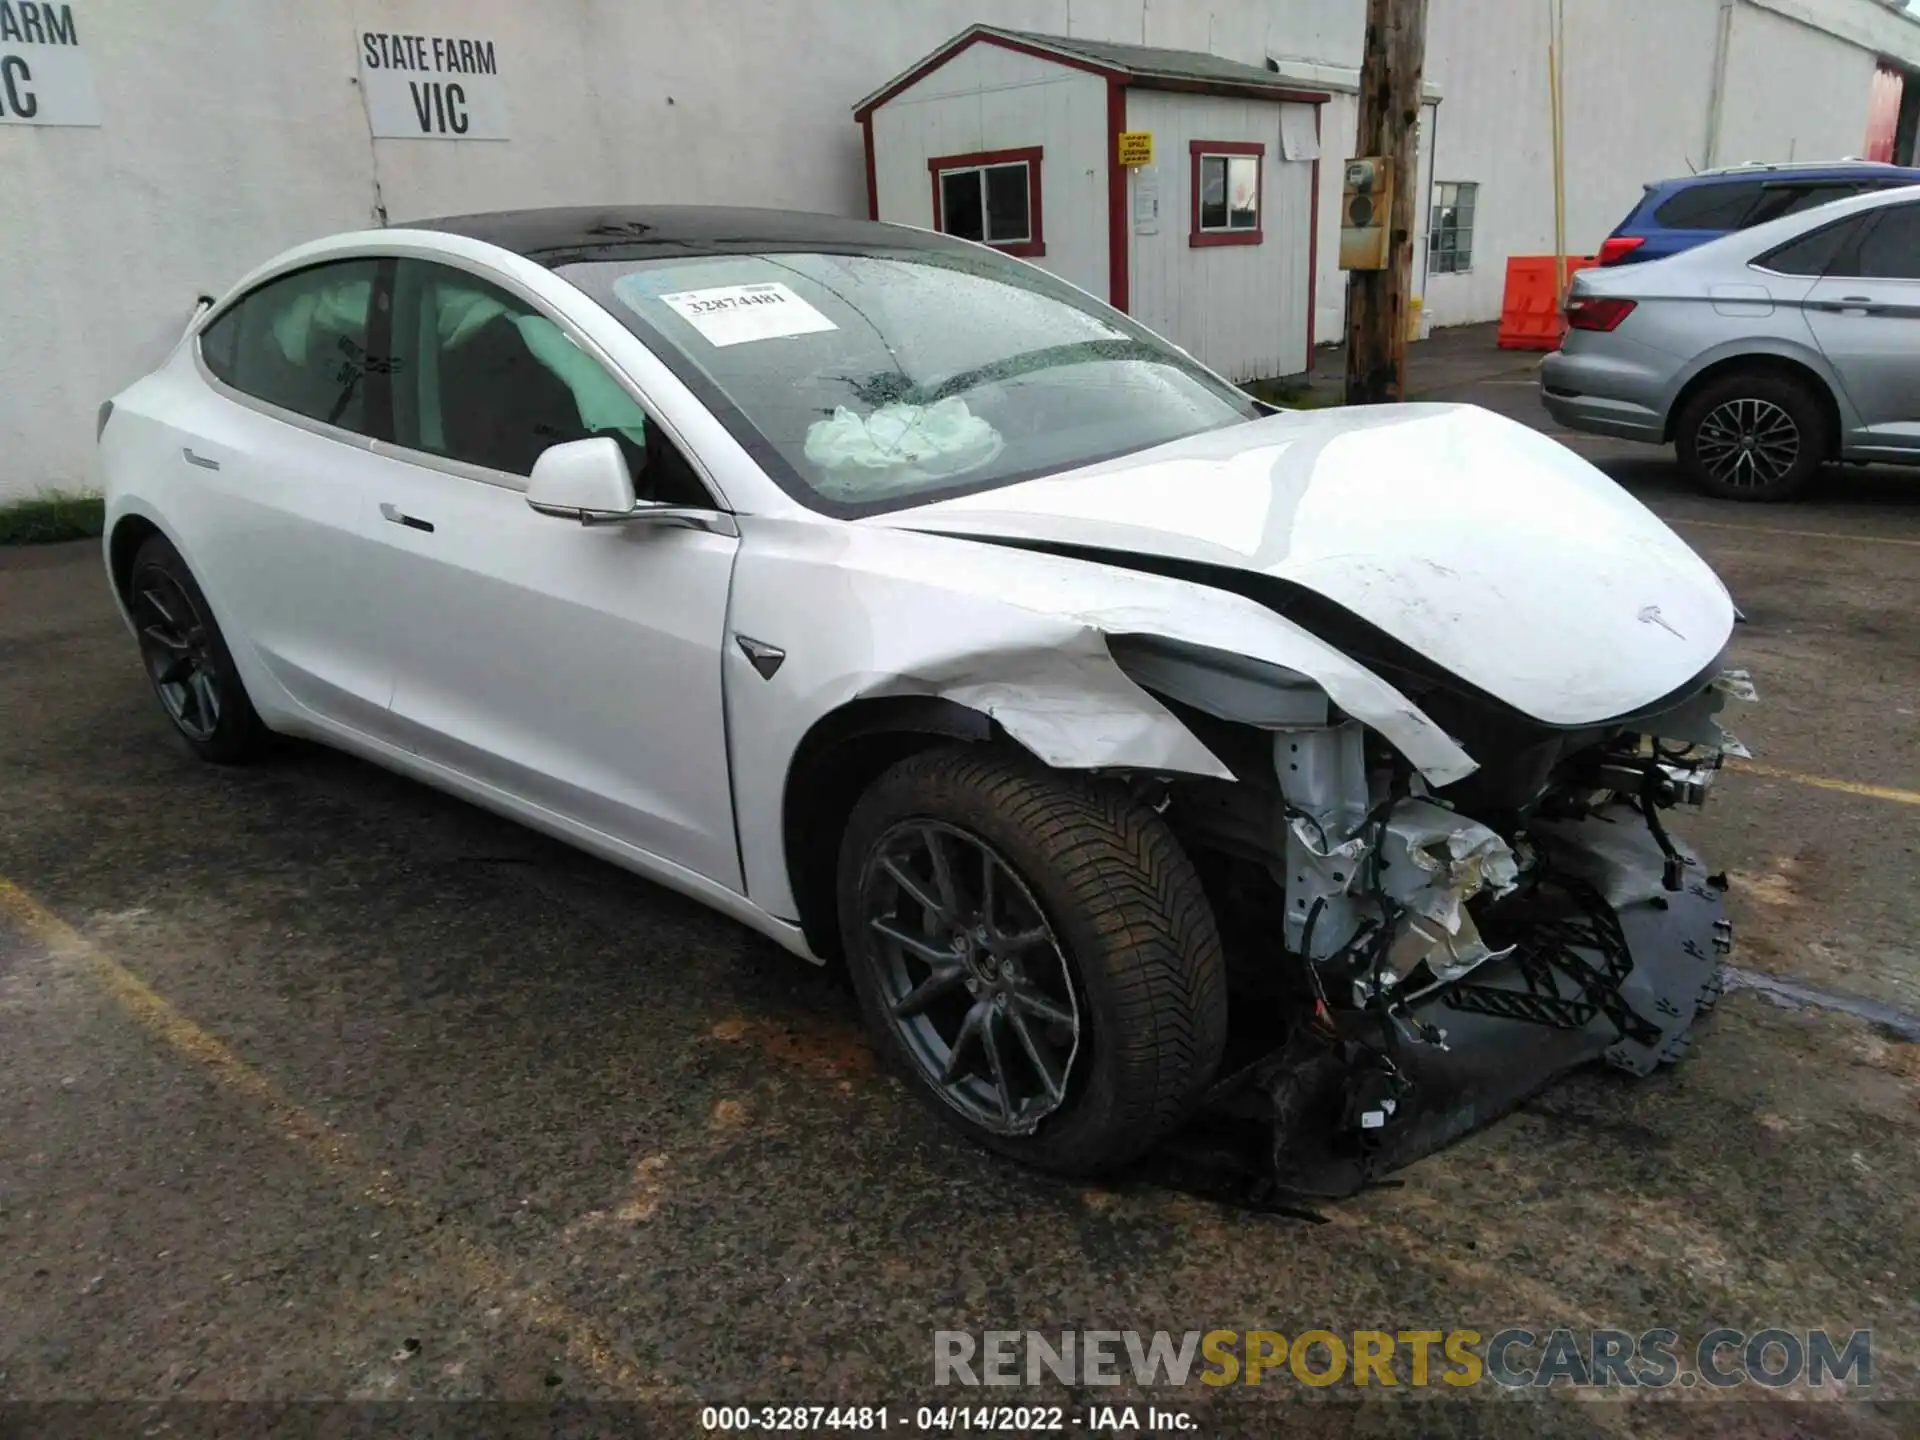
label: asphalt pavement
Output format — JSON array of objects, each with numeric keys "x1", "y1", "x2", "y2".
[{"x1": 2, "y1": 334, "x2": 1917, "y2": 1437}]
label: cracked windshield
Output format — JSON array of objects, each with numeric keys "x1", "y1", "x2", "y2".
[{"x1": 575, "y1": 248, "x2": 1258, "y2": 510}]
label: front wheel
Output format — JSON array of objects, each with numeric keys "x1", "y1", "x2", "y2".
[
  {"x1": 837, "y1": 747, "x2": 1228, "y2": 1175},
  {"x1": 1676, "y1": 370, "x2": 1829, "y2": 501}
]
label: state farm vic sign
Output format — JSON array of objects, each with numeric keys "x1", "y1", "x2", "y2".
[
  {"x1": 0, "y1": 2, "x2": 101, "y2": 126},
  {"x1": 358, "y1": 29, "x2": 508, "y2": 140}
]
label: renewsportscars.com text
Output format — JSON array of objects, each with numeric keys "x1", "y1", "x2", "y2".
[{"x1": 934, "y1": 1328, "x2": 1873, "y2": 1390}]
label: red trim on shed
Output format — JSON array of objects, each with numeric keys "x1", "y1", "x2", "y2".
[
  {"x1": 854, "y1": 31, "x2": 1123, "y2": 121},
  {"x1": 861, "y1": 113, "x2": 878, "y2": 221},
  {"x1": 1188, "y1": 140, "x2": 1265, "y2": 248},
  {"x1": 1306, "y1": 106, "x2": 1321, "y2": 371},
  {"x1": 927, "y1": 146, "x2": 1046, "y2": 257},
  {"x1": 1107, "y1": 79, "x2": 1130, "y2": 313}
]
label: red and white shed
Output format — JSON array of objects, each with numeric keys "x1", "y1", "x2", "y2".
[{"x1": 854, "y1": 27, "x2": 1330, "y2": 382}]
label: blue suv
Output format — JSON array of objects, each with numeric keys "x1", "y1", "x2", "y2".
[{"x1": 1597, "y1": 161, "x2": 1920, "y2": 266}]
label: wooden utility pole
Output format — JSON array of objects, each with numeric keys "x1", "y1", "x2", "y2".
[{"x1": 1344, "y1": 0, "x2": 1429, "y2": 405}]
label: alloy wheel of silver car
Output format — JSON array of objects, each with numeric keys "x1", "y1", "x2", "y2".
[
  {"x1": 1692, "y1": 398, "x2": 1801, "y2": 492},
  {"x1": 132, "y1": 566, "x2": 224, "y2": 742},
  {"x1": 859, "y1": 819, "x2": 1081, "y2": 1135}
]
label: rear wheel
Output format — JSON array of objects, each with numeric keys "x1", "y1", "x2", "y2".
[
  {"x1": 837, "y1": 747, "x2": 1228, "y2": 1175},
  {"x1": 128, "y1": 535, "x2": 267, "y2": 764},
  {"x1": 1676, "y1": 370, "x2": 1829, "y2": 501}
]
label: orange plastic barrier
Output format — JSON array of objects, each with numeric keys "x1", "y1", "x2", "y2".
[{"x1": 1496, "y1": 255, "x2": 1597, "y2": 351}]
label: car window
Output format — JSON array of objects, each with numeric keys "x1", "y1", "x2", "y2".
[
  {"x1": 1846, "y1": 204, "x2": 1920, "y2": 280},
  {"x1": 1653, "y1": 181, "x2": 1764, "y2": 230},
  {"x1": 1754, "y1": 214, "x2": 1868, "y2": 276},
  {"x1": 198, "y1": 259, "x2": 389, "y2": 435},
  {"x1": 1743, "y1": 183, "x2": 1860, "y2": 228},
  {"x1": 562, "y1": 245, "x2": 1258, "y2": 517},
  {"x1": 386, "y1": 259, "x2": 709, "y2": 504}
]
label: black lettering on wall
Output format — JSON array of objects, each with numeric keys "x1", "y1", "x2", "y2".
[
  {"x1": 409, "y1": 80, "x2": 433, "y2": 131},
  {"x1": 477, "y1": 40, "x2": 494, "y2": 75},
  {"x1": 18, "y1": 2, "x2": 41, "y2": 43},
  {"x1": 446, "y1": 82, "x2": 467, "y2": 133},
  {"x1": 0, "y1": 7, "x2": 18, "y2": 45},
  {"x1": 1, "y1": 53, "x2": 35, "y2": 117},
  {"x1": 43, "y1": 3, "x2": 74, "y2": 44}
]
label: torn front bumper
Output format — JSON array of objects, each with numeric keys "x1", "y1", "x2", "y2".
[{"x1": 1154, "y1": 811, "x2": 1730, "y2": 1206}]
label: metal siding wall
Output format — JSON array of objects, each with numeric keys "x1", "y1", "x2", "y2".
[
  {"x1": 1716, "y1": 3, "x2": 1877, "y2": 168},
  {"x1": 871, "y1": 45, "x2": 1109, "y2": 298},
  {"x1": 1123, "y1": 90, "x2": 1312, "y2": 381},
  {"x1": 1421, "y1": 0, "x2": 1727, "y2": 326}
]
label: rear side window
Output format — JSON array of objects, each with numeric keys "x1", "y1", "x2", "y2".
[
  {"x1": 1743, "y1": 183, "x2": 1861, "y2": 228},
  {"x1": 1846, "y1": 203, "x2": 1920, "y2": 280},
  {"x1": 198, "y1": 260, "x2": 389, "y2": 435},
  {"x1": 1754, "y1": 214, "x2": 1868, "y2": 276},
  {"x1": 1652, "y1": 181, "x2": 1764, "y2": 230}
]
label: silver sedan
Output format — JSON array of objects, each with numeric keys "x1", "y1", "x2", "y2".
[{"x1": 1542, "y1": 184, "x2": 1920, "y2": 500}]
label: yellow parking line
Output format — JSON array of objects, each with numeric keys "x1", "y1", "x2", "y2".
[
  {"x1": 0, "y1": 876, "x2": 675, "y2": 1400},
  {"x1": 1666, "y1": 516, "x2": 1920, "y2": 550},
  {"x1": 1730, "y1": 761, "x2": 1920, "y2": 807}
]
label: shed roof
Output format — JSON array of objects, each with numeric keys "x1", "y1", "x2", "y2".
[{"x1": 854, "y1": 25, "x2": 1330, "y2": 119}]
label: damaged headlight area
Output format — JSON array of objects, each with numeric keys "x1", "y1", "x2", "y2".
[{"x1": 1107, "y1": 635, "x2": 1754, "y2": 1206}]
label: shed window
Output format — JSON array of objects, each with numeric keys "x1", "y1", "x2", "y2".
[
  {"x1": 1430, "y1": 181, "x2": 1477, "y2": 274},
  {"x1": 929, "y1": 148, "x2": 1044, "y2": 257},
  {"x1": 1189, "y1": 142, "x2": 1264, "y2": 247}
]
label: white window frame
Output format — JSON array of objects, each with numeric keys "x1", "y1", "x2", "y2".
[
  {"x1": 1196, "y1": 154, "x2": 1260, "y2": 234},
  {"x1": 1430, "y1": 181, "x2": 1478, "y2": 275}
]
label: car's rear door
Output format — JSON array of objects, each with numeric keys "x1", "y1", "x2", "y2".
[
  {"x1": 1801, "y1": 201, "x2": 1920, "y2": 455},
  {"x1": 178, "y1": 257, "x2": 404, "y2": 740},
  {"x1": 361, "y1": 257, "x2": 743, "y2": 888}
]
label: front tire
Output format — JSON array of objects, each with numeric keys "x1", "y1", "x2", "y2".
[
  {"x1": 127, "y1": 534, "x2": 267, "y2": 764},
  {"x1": 1676, "y1": 370, "x2": 1829, "y2": 502},
  {"x1": 837, "y1": 747, "x2": 1228, "y2": 1175}
]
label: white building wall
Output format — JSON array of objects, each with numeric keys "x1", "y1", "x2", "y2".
[
  {"x1": 868, "y1": 44, "x2": 1110, "y2": 299},
  {"x1": 1419, "y1": 0, "x2": 1726, "y2": 327},
  {"x1": 1715, "y1": 2, "x2": 1880, "y2": 168},
  {"x1": 0, "y1": 0, "x2": 1368, "y2": 503},
  {"x1": 1415, "y1": 0, "x2": 1911, "y2": 328},
  {"x1": 1123, "y1": 90, "x2": 1316, "y2": 381},
  {"x1": 5, "y1": 0, "x2": 1916, "y2": 498}
]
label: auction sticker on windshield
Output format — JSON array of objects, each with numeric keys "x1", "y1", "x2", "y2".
[{"x1": 657, "y1": 282, "x2": 837, "y2": 347}]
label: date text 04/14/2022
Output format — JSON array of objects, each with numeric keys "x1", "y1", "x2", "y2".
[{"x1": 699, "y1": 1405, "x2": 1197, "y2": 1432}]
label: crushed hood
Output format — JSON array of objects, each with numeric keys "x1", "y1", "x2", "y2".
[{"x1": 870, "y1": 404, "x2": 1735, "y2": 728}]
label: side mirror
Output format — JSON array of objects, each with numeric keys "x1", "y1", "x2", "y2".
[{"x1": 526, "y1": 437, "x2": 638, "y2": 525}]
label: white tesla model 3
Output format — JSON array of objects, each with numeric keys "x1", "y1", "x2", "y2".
[{"x1": 99, "y1": 207, "x2": 1749, "y2": 1191}]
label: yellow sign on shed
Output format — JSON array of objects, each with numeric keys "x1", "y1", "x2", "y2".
[{"x1": 1117, "y1": 131, "x2": 1154, "y2": 166}]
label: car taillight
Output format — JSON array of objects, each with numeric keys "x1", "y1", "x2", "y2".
[
  {"x1": 1597, "y1": 235, "x2": 1646, "y2": 266},
  {"x1": 1566, "y1": 296, "x2": 1638, "y2": 332}
]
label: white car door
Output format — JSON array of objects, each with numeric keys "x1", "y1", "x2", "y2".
[
  {"x1": 180, "y1": 257, "x2": 402, "y2": 741},
  {"x1": 1801, "y1": 200, "x2": 1920, "y2": 454},
  {"x1": 359, "y1": 257, "x2": 743, "y2": 889}
]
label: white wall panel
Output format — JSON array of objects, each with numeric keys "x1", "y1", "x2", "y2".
[{"x1": 1123, "y1": 91, "x2": 1314, "y2": 381}]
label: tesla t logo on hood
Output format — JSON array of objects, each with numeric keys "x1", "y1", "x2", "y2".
[{"x1": 1638, "y1": 604, "x2": 1686, "y2": 640}]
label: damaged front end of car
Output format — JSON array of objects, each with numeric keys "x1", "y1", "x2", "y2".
[{"x1": 1106, "y1": 634, "x2": 1755, "y2": 1205}]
